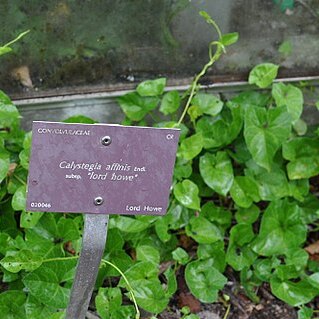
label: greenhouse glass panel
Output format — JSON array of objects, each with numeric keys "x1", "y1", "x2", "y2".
[{"x1": 0, "y1": 0, "x2": 318, "y2": 99}]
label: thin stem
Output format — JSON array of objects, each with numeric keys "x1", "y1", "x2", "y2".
[
  {"x1": 12, "y1": 174, "x2": 27, "y2": 186},
  {"x1": 43, "y1": 256, "x2": 79, "y2": 263},
  {"x1": 223, "y1": 304, "x2": 231, "y2": 319},
  {"x1": 3, "y1": 30, "x2": 30, "y2": 48},
  {"x1": 101, "y1": 259, "x2": 140, "y2": 319},
  {"x1": 177, "y1": 16, "x2": 224, "y2": 126}
]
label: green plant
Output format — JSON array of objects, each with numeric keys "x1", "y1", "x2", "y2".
[{"x1": 1, "y1": 13, "x2": 319, "y2": 319}]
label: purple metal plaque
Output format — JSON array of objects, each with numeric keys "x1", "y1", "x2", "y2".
[{"x1": 26, "y1": 121, "x2": 180, "y2": 215}]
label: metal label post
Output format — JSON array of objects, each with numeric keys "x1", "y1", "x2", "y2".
[{"x1": 66, "y1": 214, "x2": 109, "y2": 319}]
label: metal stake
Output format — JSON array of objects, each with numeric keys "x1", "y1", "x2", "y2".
[{"x1": 66, "y1": 213, "x2": 109, "y2": 319}]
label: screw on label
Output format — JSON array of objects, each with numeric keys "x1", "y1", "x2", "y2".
[{"x1": 166, "y1": 134, "x2": 174, "y2": 140}]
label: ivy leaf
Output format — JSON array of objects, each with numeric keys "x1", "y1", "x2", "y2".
[
  {"x1": 136, "y1": 78, "x2": 166, "y2": 97},
  {"x1": 244, "y1": 106, "x2": 291, "y2": 171},
  {"x1": 185, "y1": 259, "x2": 227, "y2": 303},
  {"x1": 0, "y1": 290, "x2": 26, "y2": 319},
  {"x1": 20, "y1": 211, "x2": 43, "y2": 229},
  {"x1": 25, "y1": 295, "x2": 55, "y2": 319},
  {"x1": 270, "y1": 277, "x2": 318, "y2": 307},
  {"x1": 220, "y1": 32, "x2": 239, "y2": 46},
  {"x1": 164, "y1": 267, "x2": 177, "y2": 296},
  {"x1": 23, "y1": 260, "x2": 77, "y2": 308},
  {"x1": 179, "y1": 133, "x2": 203, "y2": 161},
  {"x1": 298, "y1": 307, "x2": 314, "y2": 319},
  {"x1": 197, "y1": 242, "x2": 226, "y2": 272},
  {"x1": 160, "y1": 91, "x2": 180, "y2": 115},
  {"x1": 196, "y1": 105, "x2": 243, "y2": 149},
  {"x1": 121, "y1": 261, "x2": 168, "y2": 314},
  {"x1": 173, "y1": 179, "x2": 200, "y2": 210},
  {"x1": 272, "y1": 82, "x2": 303, "y2": 123},
  {"x1": 283, "y1": 137, "x2": 319, "y2": 179},
  {"x1": 57, "y1": 217, "x2": 81, "y2": 242},
  {"x1": 95, "y1": 287, "x2": 135, "y2": 319},
  {"x1": 192, "y1": 93, "x2": 223, "y2": 116},
  {"x1": 12, "y1": 185, "x2": 26, "y2": 211},
  {"x1": 1, "y1": 249, "x2": 43, "y2": 273},
  {"x1": 230, "y1": 176, "x2": 260, "y2": 208},
  {"x1": 248, "y1": 63, "x2": 279, "y2": 88},
  {"x1": 136, "y1": 245, "x2": 160, "y2": 265},
  {"x1": 226, "y1": 224, "x2": 257, "y2": 271},
  {"x1": 110, "y1": 216, "x2": 150, "y2": 233},
  {"x1": 0, "y1": 91, "x2": 20, "y2": 129},
  {"x1": 133, "y1": 280, "x2": 169, "y2": 314},
  {"x1": 172, "y1": 247, "x2": 189, "y2": 265},
  {"x1": 186, "y1": 216, "x2": 223, "y2": 244},
  {"x1": 199, "y1": 151, "x2": 234, "y2": 196},
  {"x1": 252, "y1": 199, "x2": 307, "y2": 256},
  {"x1": 117, "y1": 92, "x2": 159, "y2": 121}
]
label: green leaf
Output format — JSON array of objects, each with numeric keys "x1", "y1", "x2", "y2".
[
  {"x1": 25, "y1": 295, "x2": 54, "y2": 319},
  {"x1": 192, "y1": 93, "x2": 223, "y2": 116},
  {"x1": 278, "y1": 40, "x2": 292, "y2": 56},
  {"x1": 186, "y1": 216, "x2": 223, "y2": 244},
  {"x1": 57, "y1": 217, "x2": 81, "y2": 241},
  {"x1": 226, "y1": 224, "x2": 257, "y2": 271},
  {"x1": 248, "y1": 63, "x2": 279, "y2": 88},
  {"x1": 1, "y1": 249, "x2": 43, "y2": 273},
  {"x1": 117, "y1": 92, "x2": 159, "y2": 121},
  {"x1": 63, "y1": 115, "x2": 96, "y2": 124},
  {"x1": 235, "y1": 205, "x2": 260, "y2": 224},
  {"x1": 23, "y1": 260, "x2": 77, "y2": 308},
  {"x1": 197, "y1": 242, "x2": 226, "y2": 272},
  {"x1": 252, "y1": 199, "x2": 307, "y2": 256},
  {"x1": 0, "y1": 150, "x2": 10, "y2": 183},
  {"x1": 0, "y1": 93, "x2": 20, "y2": 129},
  {"x1": 293, "y1": 119, "x2": 307, "y2": 136},
  {"x1": 121, "y1": 262, "x2": 168, "y2": 314},
  {"x1": 110, "y1": 216, "x2": 150, "y2": 233},
  {"x1": 270, "y1": 277, "x2": 318, "y2": 307},
  {"x1": 0, "y1": 46, "x2": 13, "y2": 56},
  {"x1": 196, "y1": 105, "x2": 243, "y2": 149},
  {"x1": 200, "y1": 202, "x2": 232, "y2": 230},
  {"x1": 95, "y1": 287, "x2": 135, "y2": 319},
  {"x1": 136, "y1": 245, "x2": 160, "y2": 265},
  {"x1": 174, "y1": 161, "x2": 192, "y2": 180},
  {"x1": 185, "y1": 259, "x2": 227, "y2": 303},
  {"x1": 298, "y1": 307, "x2": 314, "y2": 319},
  {"x1": 244, "y1": 106, "x2": 291, "y2": 171},
  {"x1": 164, "y1": 267, "x2": 177, "y2": 296},
  {"x1": 20, "y1": 211, "x2": 43, "y2": 229},
  {"x1": 172, "y1": 247, "x2": 189, "y2": 265},
  {"x1": 230, "y1": 176, "x2": 260, "y2": 208},
  {"x1": 133, "y1": 280, "x2": 169, "y2": 314},
  {"x1": 173, "y1": 180, "x2": 200, "y2": 210},
  {"x1": 199, "y1": 151, "x2": 233, "y2": 196},
  {"x1": 246, "y1": 162, "x2": 292, "y2": 201},
  {"x1": 136, "y1": 78, "x2": 166, "y2": 97},
  {"x1": 159, "y1": 90, "x2": 180, "y2": 115},
  {"x1": 272, "y1": 82, "x2": 303, "y2": 122},
  {"x1": 283, "y1": 137, "x2": 319, "y2": 179},
  {"x1": 179, "y1": 133, "x2": 203, "y2": 161},
  {"x1": 220, "y1": 32, "x2": 239, "y2": 46},
  {"x1": 0, "y1": 290, "x2": 26, "y2": 319},
  {"x1": 12, "y1": 185, "x2": 26, "y2": 211}
]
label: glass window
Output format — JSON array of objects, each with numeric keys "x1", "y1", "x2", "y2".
[{"x1": 1, "y1": 0, "x2": 318, "y2": 98}]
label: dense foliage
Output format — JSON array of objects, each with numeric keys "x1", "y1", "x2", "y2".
[{"x1": 1, "y1": 19, "x2": 319, "y2": 319}]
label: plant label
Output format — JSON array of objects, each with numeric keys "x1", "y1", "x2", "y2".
[{"x1": 26, "y1": 121, "x2": 180, "y2": 215}]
